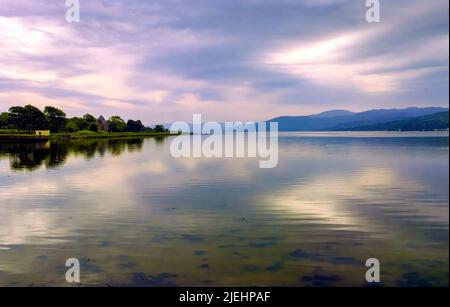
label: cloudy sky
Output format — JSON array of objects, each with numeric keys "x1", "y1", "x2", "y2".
[{"x1": 0, "y1": 0, "x2": 448, "y2": 123}]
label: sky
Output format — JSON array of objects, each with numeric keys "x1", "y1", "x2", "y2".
[{"x1": 0, "y1": 0, "x2": 448, "y2": 124}]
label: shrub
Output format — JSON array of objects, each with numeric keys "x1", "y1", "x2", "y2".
[{"x1": 65, "y1": 121, "x2": 79, "y2": 132}]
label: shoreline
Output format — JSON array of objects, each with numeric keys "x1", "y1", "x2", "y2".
[
  {"x1": 1, "y1": 130, "x2": 448, "y2": 143},
  {"x1": 0, "y1": 131, "x2": 176, "y2": 142}
]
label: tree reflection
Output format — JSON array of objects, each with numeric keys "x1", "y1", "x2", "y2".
[{"x1": 0, "y1": 137, "x2": 159, "y2": 172}]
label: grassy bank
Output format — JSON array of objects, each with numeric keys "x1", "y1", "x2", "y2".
[
  {"x1": 0, "y1": 130, "x2": 176, "y2": 142},
  {"x1": 50, "y1": 131, "x2": 174, "y2": 139}
]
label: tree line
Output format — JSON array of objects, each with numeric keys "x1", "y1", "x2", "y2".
[{"x1": 0, "y1": 105, "x2": 167, "y2": 133}]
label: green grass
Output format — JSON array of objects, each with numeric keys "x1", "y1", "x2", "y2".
[
  {"x1": 0, "y1": 129, "x2": 43, "y2": 141},
  {"x1": 0, "y1": 130, "x2": 175, "y2": 141},
  {"x1": 0, "y1": 129, "x2": 31, "y2": 135},
  {"x1": 51, "y1": 131, "x2": 174, "y2": 139}
]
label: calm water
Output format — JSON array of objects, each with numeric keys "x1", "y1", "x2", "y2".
[{"x1": 0, "y1": 132, "x2": 448, "y2": 287}]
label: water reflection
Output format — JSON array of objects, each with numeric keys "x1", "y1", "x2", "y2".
[
  {"x1": 0, "y1": 138, "x2": 152, "y2": 172},
  {"x1": 0, "y1": 133, "x2": 448, "y2": 287}
]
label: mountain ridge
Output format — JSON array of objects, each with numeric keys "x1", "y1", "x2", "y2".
[
  {"x1": 309, "y1": 110, "x2": 355, "y2": 118},
  {"x1": 269, "y1": 107, "x2": 449, "y2": 131},
  {"x1": 341, "y1": 111, "x2": 449, "y2": 131}
]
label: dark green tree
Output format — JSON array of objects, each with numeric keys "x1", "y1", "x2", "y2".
[
  {"x1": 67, "y1": 117, "x2": 86, "y2": 131},
  {"x1": 107, "y1": 116, "x2": 127, "y2": 132},
  {"x1": 64, "y1": 120, "x2": 79, "y2": 132},
  {"x1": 83, "y1": 114, "x2": 97, "y2": 123},
  {"x1": 8, "y1": 106, "x2": 26, "y2": 130},
  {"x1": 87, "y1": 122, "x2": 99, "y2": 132},
  {"x1": 24, "y1": 105, "x2": 48, "y2": 130},
  {"x1": 126, "y1": 119, "x2": 144, "y2": 132},
  {"x1": 9, "y1": 105, "x2": 48, "y2": 131},
  {"x1": 83, "y1": 114, "x2": 99, "y2": 131},
  {"x1": 0, "y1": 112, "x2": 9, "y2": 128},
  {"x1": 153, "y1": 124, "x2": 167, "y2": 133},
  {"x1": 44, "y1": 106, "x2": 67, "y2": 132}
]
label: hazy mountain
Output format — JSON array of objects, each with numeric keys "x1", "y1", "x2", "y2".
[
  {"x1": 310, "y1": 110, "x2": 355, "y2": 118},
  {"x1": 270, "y1": 107, "x2": 449, "y2": 131},
  {"x1": 342, "y1": 111, "x2": 449, "y2": 131}
]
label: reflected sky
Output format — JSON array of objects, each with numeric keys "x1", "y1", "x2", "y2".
[{"x1": 0, "y1": 132, "x2": 448, "y2": 286}]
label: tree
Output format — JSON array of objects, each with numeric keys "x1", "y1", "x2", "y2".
[
  {"x1": 9, "y1": 105, "x2": 48, "y2": 131},
  {"x1": 107, "y1": 116, "x2": 126, "y2": 132},
  {"x1": 87, "y1": 122, "x2": 99, "y2": 132},
  {"x1": 141, "y1": 127, "x2": 154, "y2": 132},
  {"x1": 154, "y1": 124, "x2": 167, "y2": 133},
  {"x1": 67, "y1": 117, "x2": 85, "y2": 131},
  {"x1": 126, "y1": 119, "x2": 144, "y2": 132},
  {"x1": 8, "y1": 106, "x2": 26, "y2": 130},
  {"x1": 64, "y1": 120, "x2": 79, "y2": 132},
  {"x1": 83, "y1": 114, "x2": 98, "y2": 131},
  {"x1": 83, "y1": 114, "x2": 97, "y2": 123},
  {"x1": 0, "y1": 112, "x2": 9, "y2": 128},
  {"x1": 44, "y1": 106, "x2": 67, "y2": 132},
  {"x1": 24, "y1": 105, "x2": 48, "y2": 130}
]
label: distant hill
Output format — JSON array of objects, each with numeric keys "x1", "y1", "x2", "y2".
[
  {"x1": 310, "y1": 110, "x2": 355, "y2": 118},
  {"x1": 269, "y1": 107, "x2": 449, "y2": 131},
  {"x1": 342, "y1": 111, "x2": 449, "y2": 131}
]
